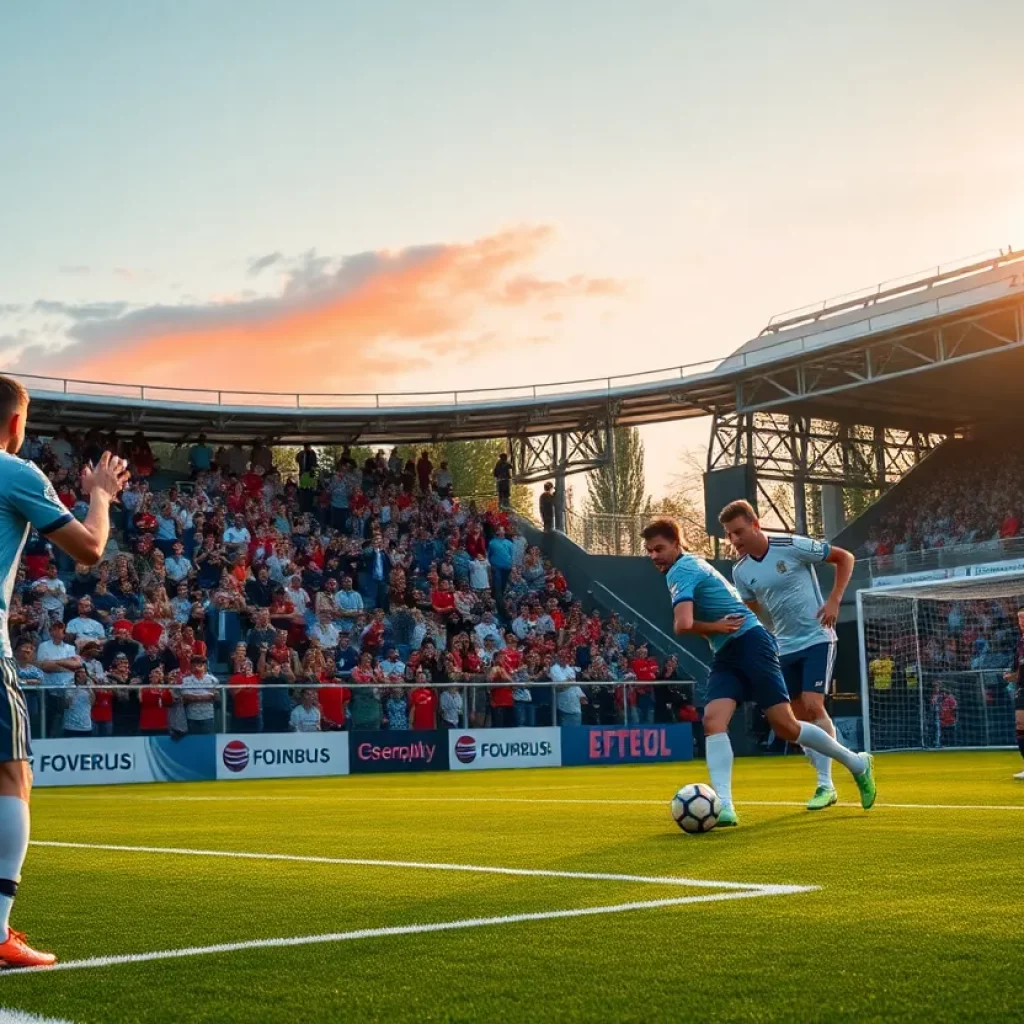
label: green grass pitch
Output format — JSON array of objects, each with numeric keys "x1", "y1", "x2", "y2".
[{"x1": 1, "y1": 751, "x2": 1022, "y2": 1023}]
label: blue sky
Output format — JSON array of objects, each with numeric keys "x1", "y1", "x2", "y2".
[{"x1": 2, "y1": 0, "x2": 1023, "y2": 491}]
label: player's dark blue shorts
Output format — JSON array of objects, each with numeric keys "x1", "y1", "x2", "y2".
[
  {"x1": 0, "y1": 657, "x2": 32, "y2": 762},
  {"x1": 706, "y1": 625, "x2": 790, "y2": 709},
  {"x1": 780, "y1": 641, "x2": 837, "y2": 700}
]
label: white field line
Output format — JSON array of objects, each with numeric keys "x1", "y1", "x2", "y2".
[
  {"x1": 3, "y1": 840, "x2": 817, "y2": 976},
  {"x1": 30, "y1": 840, "x2": 806, "y2": 893},
  {"x1": 60, "y1": 793, "x2": 1024, "y2": 812},
  {"x1": 0, "y1": 1012, "x2": 76, "y2": 1023},
  {"x1": 5, "y1": 888, "x2": 809, "y2": 976}
]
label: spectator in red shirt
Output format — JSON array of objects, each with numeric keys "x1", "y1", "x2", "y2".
[
  {"x1": 431, "y1": 580, "x2": 456, "y2": 615},
  {"x1": 360, "y1": 609, "x2": 387, "y2": 656},
  {"x1": 84, "y1": 641, "x2": 115, "y2": 737},
  {"x1": 999, "y1": 513, "x2": 1021, "y2": 539},
  {"x1": 631, "y1": 645, "x2": 659, "y2": 682},
  {"x1": 408, "y1": 671, "x2": 438, "y2": 729},
  {"x1": 465, "y1": 524, "x2": 486, "y2": 560},
  {"x1": 226, "y1": 481, "x2": 246, "y2": 515},
  {"x1": 229, "y1": 659, "x2": 262, "y2": 733},
  {"x1": 488, "y1": 656, "x2": 515, "y2": 728},
  {"x1": 546, "y1": 598, "x2": 565, "y2": 632},
  {"x1": 319, "y1": 682, "x2": 351, "y2": 731},
  {"x1": 139, "y1": 666, "x2": 175, "y2": 735},
  {"x1": 350, "y1": 489, "x2": 369, "y2": 516},
  {"x1": 173, "y1": 625, "x2": 208, "y2": 675},
  {"x1": 630, "y1": 644, "x2": 659, "y2": 725},
  {"x1": 132, "y1": 604, "x2": 164, "y2": 649},
  {"x1": 931, "y1": 687, "x2": 958, "y2": 747},
  {"x1": 502, "y1": 635, "x2": 523, "y2": 673}
]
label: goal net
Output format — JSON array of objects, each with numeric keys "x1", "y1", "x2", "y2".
[{"x1": 856, "y1": 572, "x2": 1022, "y2": 751}]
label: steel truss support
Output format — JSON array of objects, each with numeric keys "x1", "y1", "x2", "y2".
[
  {"x1": 707, "y1": 410, "x2": 947, "y2": 532},
  {"x1": 510, "y1": 418, "x2": 613, "y2": 531},
  {"x1": 509, "y1": 423, "x2": 611, "y2": 486},
  {"x1": 734, "y1": 300, "x2": 1024, "y2": 414}
]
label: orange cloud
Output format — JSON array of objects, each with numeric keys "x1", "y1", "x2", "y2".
[{"x1": 48, "y1": 225, "x2": 619, "y2": 394}]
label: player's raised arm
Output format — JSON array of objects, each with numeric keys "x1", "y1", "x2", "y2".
[{"x1": 46, "y1": 452, "x2": 131, "y2": 566}]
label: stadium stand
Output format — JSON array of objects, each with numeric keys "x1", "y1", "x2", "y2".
[
  {"x1": 832, "y1": 439, "x2": 1024, "y2": 559},
  {"x1": 12, "y1": 431, "x2": 699, "y2": 741}
]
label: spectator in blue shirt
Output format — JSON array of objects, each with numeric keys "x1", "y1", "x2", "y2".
[
  {"x1": 154, "y1": 503, "x2": 180, "y2": 557},
  {"x1": 487, "y1": 528, "x2": 514, "y2": 604},
  {"x1": 414, "y1": 531, "x2": 437, "y2": 573},
  {"x1": 189, "y1": 434, "x2": 213, "y2": 476}
]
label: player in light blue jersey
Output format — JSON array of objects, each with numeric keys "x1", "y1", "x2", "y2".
[
  {"x1": 0, "y1": 376, "x2": 129, "y2": 969},
  {"x1": 643, "y1": 517, "x2": 875, "y2": 827},
  {"x1": 724, "y1": 500, "x2": 856, "y2": 810}
]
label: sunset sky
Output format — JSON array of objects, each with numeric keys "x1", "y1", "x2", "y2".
[{"x1": 3, "y1": 0, "x2": 1024, "y2": 493}]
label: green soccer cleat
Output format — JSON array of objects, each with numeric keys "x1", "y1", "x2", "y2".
[
  {"x1": 716, "y1": 806, "x2": 739, "y2": 828},
  {"x1": 853, "y1": 753, "x2": 876, "y2": 809},
  {"x1": 806, "y1": 786, "x2": 838, "y2": 811}
]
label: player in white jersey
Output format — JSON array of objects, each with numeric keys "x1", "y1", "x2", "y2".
[
  {"x1": 643, "y1": 517, "x2": 875, "y2": 828},
  {"x1": 0, "y1": 376, "x2": 129, "y2": 969},
  {"x1": 722, "y1": 500, "x2": 856, "y2": 810}
]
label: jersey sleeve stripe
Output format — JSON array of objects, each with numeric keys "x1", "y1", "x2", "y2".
[
  {"x1": 38, "y1": 512, "x2": 74, "y2": 535},
  {"x1": 671, "y1": 596, "x2": 694, "y2": 607}
]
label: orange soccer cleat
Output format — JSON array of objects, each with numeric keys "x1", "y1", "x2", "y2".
[{"x1": 0, "y1": 928, "x2": 57, "y2": 969}]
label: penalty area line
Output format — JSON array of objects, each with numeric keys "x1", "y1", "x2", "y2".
[
  {"x1": 3, "y1": 886, "x2": 815, "y2": 976},
  {"x1": 29, "y1": 840, "x2": 809, "y2": 894}
]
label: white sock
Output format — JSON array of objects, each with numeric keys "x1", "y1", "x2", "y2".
[
  {"x1": 796, "y1": 723, "x2": 866, "y2": 777},
  {"x1": 804, "y1": 747, "x2": 833, "y2": 788},
  {"x1": 0, "y1": 796, "x2": 30, "y2": 938},
  {"x1": 805, "y1": 718, "x2": 834, "y2": 788},
  {"x1": 705, "y1": 732, "x2": 735, "y2": 809}
]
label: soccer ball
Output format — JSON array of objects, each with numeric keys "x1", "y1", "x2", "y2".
[{"x1": 670, "y1": 783, "x2": 722, "y2": 834}]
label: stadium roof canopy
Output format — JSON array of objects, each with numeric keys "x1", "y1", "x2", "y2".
[{"x1": 14, "y1": 248, "x2": 1024, "y2": 445}]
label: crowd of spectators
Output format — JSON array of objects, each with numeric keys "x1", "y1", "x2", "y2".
[
  {"x1": 860, "y1": 444, "x2": 1024, "y2": 559},
  {"x1": 10, "y1": 429, "x2": 695, "y2": 740},
  {"x1": 865, "y1": 597, "x2": 1022, "y2": 748}
]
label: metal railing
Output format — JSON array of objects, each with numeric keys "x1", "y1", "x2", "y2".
[
  {"x1": 11, "y1": 248, "x2": 1022, "y2": 413},
  {"x1": 761, "y1": 246, "x2": 1021, "y2": 333},
  {"x1": 563, "y1": 510, "x2": 714, "y2": 558},
  {"x1": 861, "y1": 535, "x2": 1024, "y2": 584},
  {"x1": 23, "y1": 680, "x2": 698, "y2": 740}
]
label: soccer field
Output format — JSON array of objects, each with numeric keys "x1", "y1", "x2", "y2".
[{"x1": 1, "y1": 752, "x2": 1021, "y2": 1023}]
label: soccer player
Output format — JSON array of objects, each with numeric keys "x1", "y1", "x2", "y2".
[
  {"x1": 642, "y1": 517, "x2": 875, "y2": 827},
  {"x1": 723, "y1": 500, "x2": 855, "y2": 810},
  {"x1": 0, "y1": 376, "x2": 129, "y2": 969}
]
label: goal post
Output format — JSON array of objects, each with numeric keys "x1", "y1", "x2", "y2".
[{"x1": 856, "y1": 571, "x2": 1022, "y2": 752}]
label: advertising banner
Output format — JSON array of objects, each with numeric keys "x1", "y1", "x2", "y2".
[
  {"x1": 872, "y1": 558, "x2": 1024, "y2": 589},
  {"x1": 349, "y1": 730, "x2": 450, "y2": 774},
  {"x1": 31, "y1": 735, "x2": 215, "y2": 788},
  {"x1": 560, "y1": 725, "x2": 694, "y2": 767},
  {"x1": 448, "y1": 727, "x2": 561, "y2": 771},
  {"x1": 870, "y1": 568, "x2": 955, "y2": 589},
  {"x1": 967, "y1": 558, "x2": 1024, "y2": 578},
  {"x1": 215, "y1": 732, "x2": 349, "y2": 780}
]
